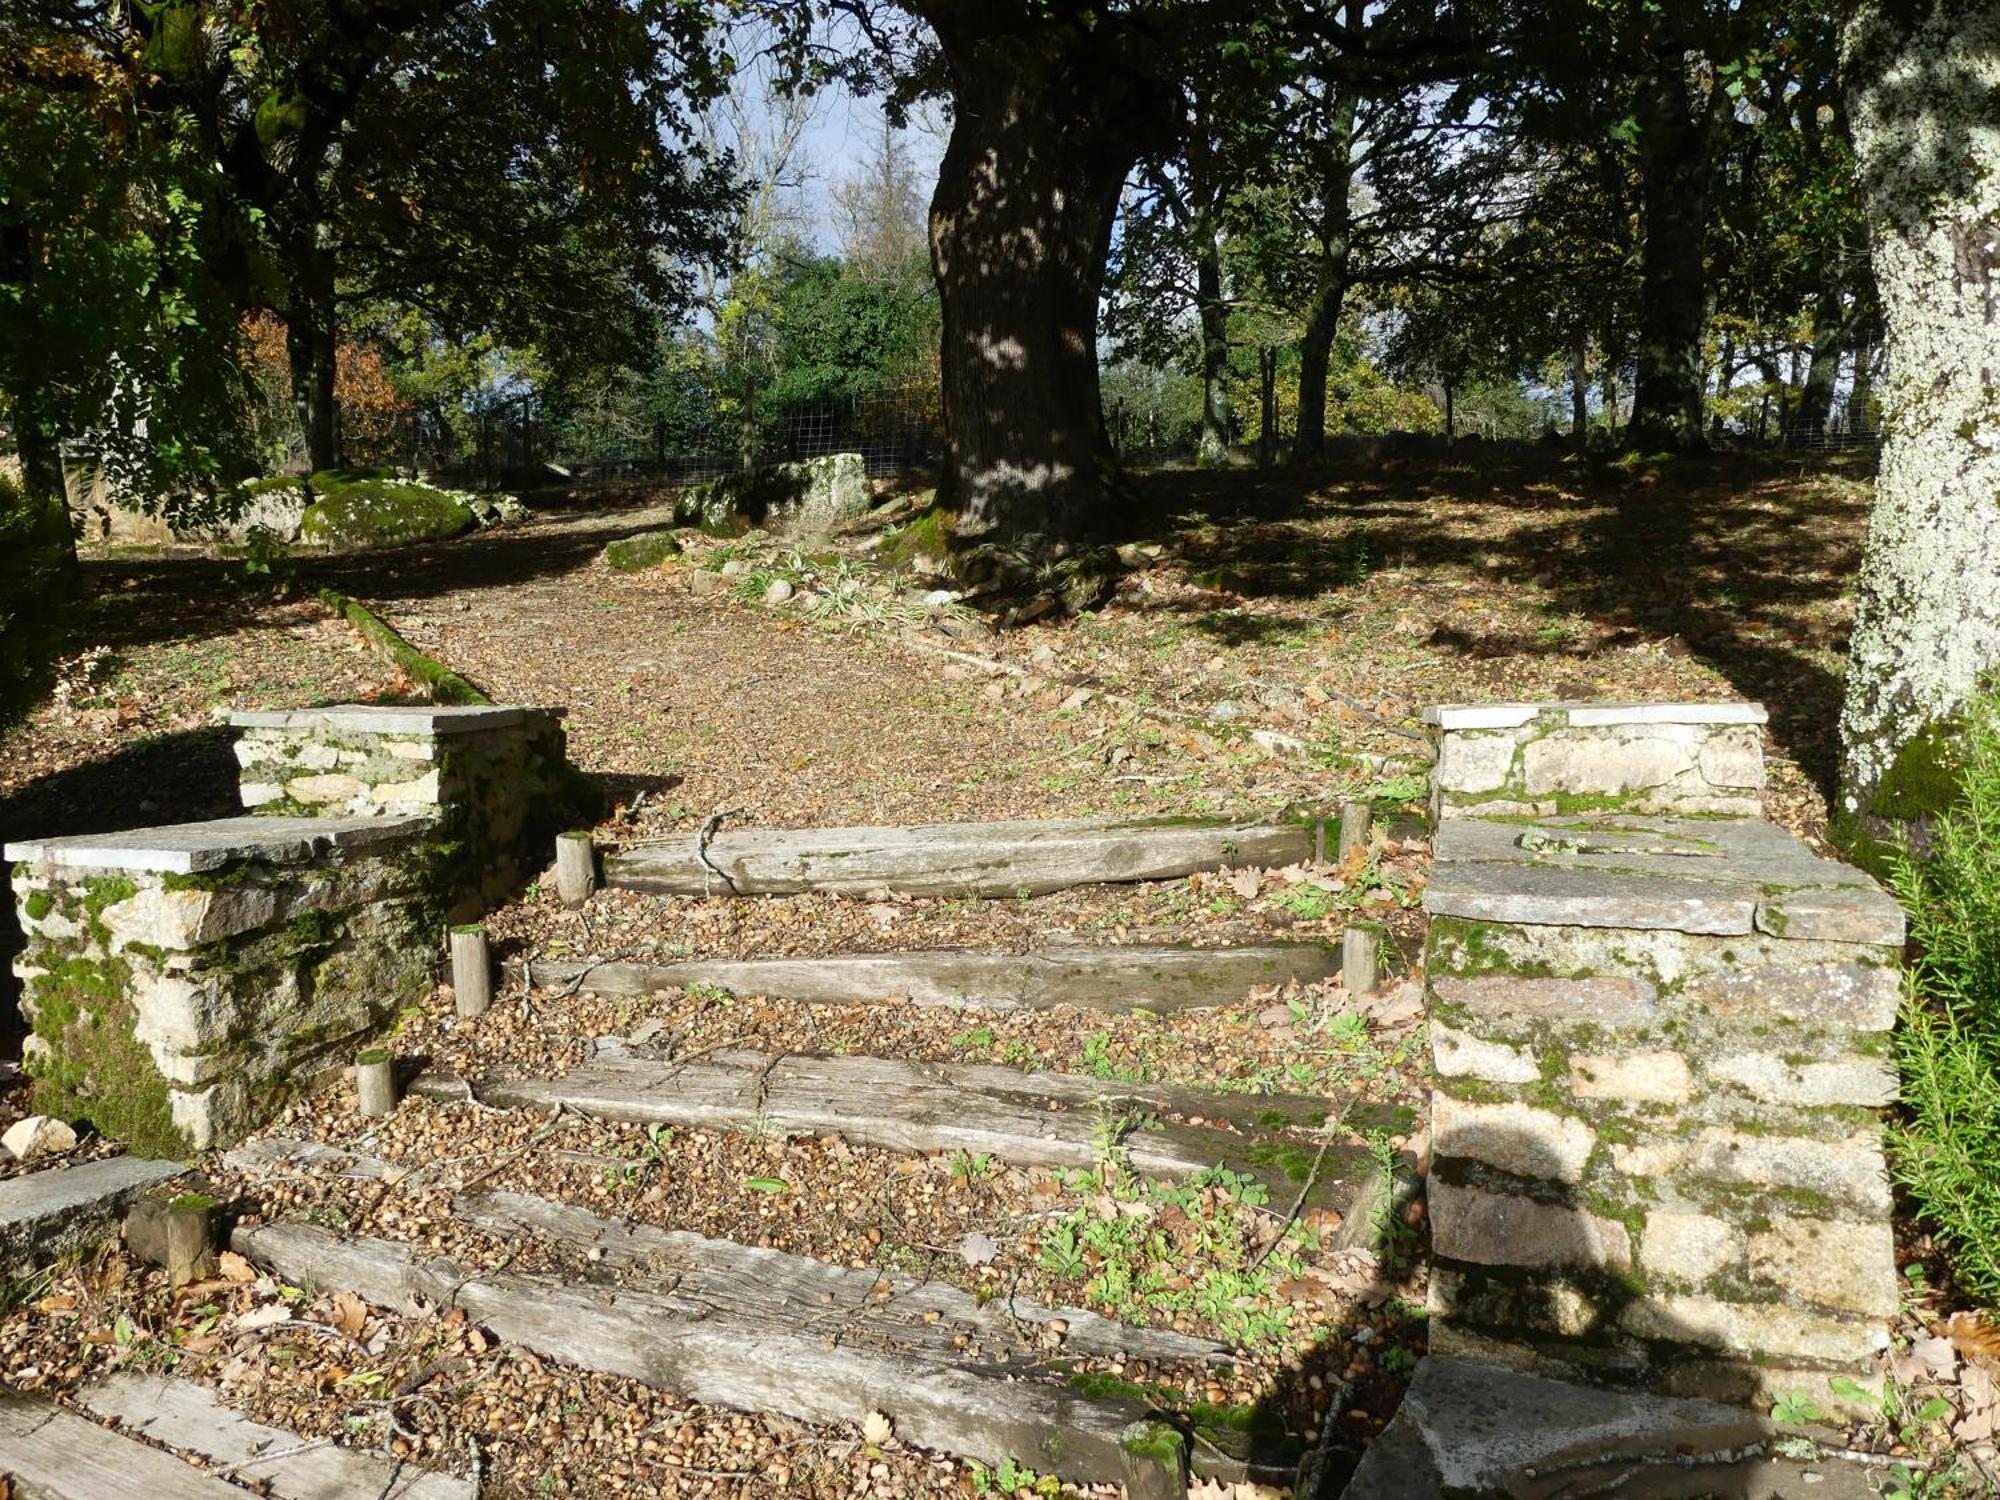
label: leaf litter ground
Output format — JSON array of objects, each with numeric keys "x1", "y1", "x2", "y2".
[{"x1": 3, "y1": 451, "x2": 1992, "y2": 1496}]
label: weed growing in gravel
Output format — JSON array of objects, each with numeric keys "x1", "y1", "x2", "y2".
[
  {"x1": 1033, "y1": 1123, "x2": 1314, "y2": 1348},
  {"x1": 968, "y1": 1457, "x2": 1062, "y2": 1495},
  {"x1": 949, "y1": 1149, "x2": 996, "y2": 1183}
]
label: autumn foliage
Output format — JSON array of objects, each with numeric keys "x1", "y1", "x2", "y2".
[{"x1": 242, "y1": 313, "x2": 410, "y2": 466}]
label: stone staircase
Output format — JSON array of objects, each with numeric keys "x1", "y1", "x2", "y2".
[
  {"x1": 4, "y1": 701, "x2": 1403, "y2": 1495},
  {"x1": 2, "y1": 695, "x2": 1909, "y2": 1497}
]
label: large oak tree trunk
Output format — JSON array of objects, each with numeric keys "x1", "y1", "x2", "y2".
[
  {"x1": 921, "y1": 7, "x2": 1176, "y2": 540},
  {"x1": 1837, "y1": 0, "x2": 2000, "y2": 824},
  {"x1": 1626, "y1": 55, "x2": 1725, "y2": 452},
  {"x1": 285, "y1": 239, "x2": 340, "y2": 473}
]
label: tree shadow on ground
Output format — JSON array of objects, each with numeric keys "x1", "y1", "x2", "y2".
[
  {"x1": 75, "y1": 508, "x2": 690, "y2": 659},
  {"x1": 0, "y1": 725, "x2": 241, "y2": 1048},
  {"x1": 1115, "y1": 449, "x2": 1870, "y2": 806}
]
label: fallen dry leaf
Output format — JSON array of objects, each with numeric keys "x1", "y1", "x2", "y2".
[
  {"x1": 217, "y1": 1250, "x2": 256, "y2": 1283},
  {"x1": 1945, "y1": 1310, "x2": 2000, "y2": 1361}
]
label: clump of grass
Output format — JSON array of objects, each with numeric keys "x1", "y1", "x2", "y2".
[{"x1": 1889, "y1": 704, "x2": 2000, "y2": 1304}]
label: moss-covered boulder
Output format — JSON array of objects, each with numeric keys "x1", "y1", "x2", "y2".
[
  {"x1": 602, "y1": 529, "x2": 683, "y2": 572},
  {"x1": 678, "y1": 452, "x2": 874, "y2": 538},
  {"x1": 877, "y1": 505, "x2": 955, "y2": 574},
  {"x1": 298, "y1": 469, "x2": 476, "y2": 549}
]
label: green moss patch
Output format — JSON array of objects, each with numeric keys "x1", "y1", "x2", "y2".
[
  {"x1": 27, "y1": 951, "x2": 180, "y2": 1158},
  {"x1": 299, "y1": 470, "x2": 475, "y2": 549},
  {"x1": 602, "y1": 530, "x2": 684, "y2": 572}
]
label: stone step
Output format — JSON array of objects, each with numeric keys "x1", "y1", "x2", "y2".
[
  {"x1": 1423, "y1": 813, "x2": 1904, "y2": 944},
  {"x1": 0, "y1": 1374, "x2": 469, "y2": 1499},
  {"x1": 3, "y1": 813, "x2": 429, "y2": 876},
  {"x1": 517, "y1": 940, "x2": 1339, "y2": 1012},
  {"x1": 412, "y1": 1041, "x2": 1390, "y2": 1221},
  {"x1": 603, "y1": 814, "x2": 1322, "y2": 898},
  {"x1": 1339, "y1": 1356, "x2": 1880, "y2": 1499},
  {"x1": 0, "y1": 1154, "x2": 189, "y2": 1271},
  {"x1": 231, "y1": 1216, "x2": 1194, "y2": 1498}
]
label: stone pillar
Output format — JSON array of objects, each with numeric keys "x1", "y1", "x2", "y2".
[
  {"x1": 5, "y1": 816, "x2": 437, "y2": 1154},
  {"x1": 228, "y1": 705, "x2": 590, "y2": 911},
  {"x1": 1425, "y1": 701, "x2": 1768, "y2": 822},
  {"x1": 1419, "y1": 706, "x2": 1904, "y2": 1417}
]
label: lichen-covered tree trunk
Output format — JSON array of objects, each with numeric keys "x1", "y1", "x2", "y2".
[
  {"x1": 918, "y1": 5, "x2": 1176, "y2": 540},
  {"x1": 1288, "y1": 87, "x2": 1358, "y2": 466},
  {"x1": 1837, "y1": 0, "x2": 2000, "y2": 824}
]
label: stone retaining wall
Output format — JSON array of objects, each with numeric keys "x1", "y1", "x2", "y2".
[
  {"x1": 1425, "y1": 702, "x2": 1768, "y2": 821},
  {"x1": 1419, "y1": 708, "x2": 1904, "y2": 1416},
  {"x1": 229, "y1": 705, "x2": 584, "y2": 910},
  {"x1": 6, "y1": 817, "x2": 437, "y2": 1155}
]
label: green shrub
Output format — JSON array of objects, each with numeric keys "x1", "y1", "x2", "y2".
[
  {"x1": 298, "y1": 469, "x2": 475, "y2": 549},
  {"x1": 1889, "y1": 702, "x2": 2000, "y2": 1304},
  {"x1": 602, "y1": 529, "x2": 683, "y2": 572},
  {"x1": 0, "y1": 471, "x2": 76, "y2": 726}
]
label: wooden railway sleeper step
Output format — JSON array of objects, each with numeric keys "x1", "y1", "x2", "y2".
[{"x1": 406, "y1": 1042, "x2": 1411, "y2": 1234}]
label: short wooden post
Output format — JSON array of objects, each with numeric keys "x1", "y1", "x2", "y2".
[
  {"x1": 356, "y1": 1048, "x2": 398, "y2": 1118},
  {"x1": 450, "y1": 924, "x2": 492, "y2": 1018},
  {"x1": 1343, "y1": 923, "x2": 1381, "y2": 997},
  {"x1": 164, "y1": 1193, "x2": 219, "y2": 1288},
  {"x1": 1338, "y1": 800, "x2": 1372, "y2": 861},
  {"x1": 555, "y1": 830, "x2": 597, "y2": 907}
]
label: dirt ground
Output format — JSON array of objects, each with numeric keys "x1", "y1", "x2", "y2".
[{"x1": 7, "y1": 449, "x2": 1990, "y2": 1499}]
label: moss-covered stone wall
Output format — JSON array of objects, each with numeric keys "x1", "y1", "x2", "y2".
[
  {"x1": 1419, "y1": 815, "x2": 1903, "y2": 1418},
  {"x1": 9, "y1": 831, "x2": 439, "y2": 1155}
]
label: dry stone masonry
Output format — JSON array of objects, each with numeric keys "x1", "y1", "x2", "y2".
[
  {"x1": 229, "y1": 704, "x2": 580, "y2": 911},
  {"x1": 1426, "y1": 701, "x2": 1768, "y2": 822},
  {"x1": 1419, "y1": 701, "x2": 1904, "y2": 1419},
  {"x1": 7, "y1": 817, "x2": 437, "y2": 1154},
  {"x1": 7, "y1": 702, "x2": 582, "y2": 1155}
]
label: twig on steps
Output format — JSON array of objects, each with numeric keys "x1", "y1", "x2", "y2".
[
  {"x1": 695, "y1": 806, "x2": 745, "y2": 896},
  {"x1": 1252, "y1": 1093, "x2": 1356, "y2": 1245},
  {"x1": 212, "y1": 1434, "x2": 339, "y2": 1476},
  {"x1": 1248, "y1": 1135, "x2": 1334, "y2": 1274}
]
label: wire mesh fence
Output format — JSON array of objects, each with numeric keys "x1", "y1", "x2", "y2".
[{"x1": 405, "y1": 385, "x2": 944, "y2": 492}]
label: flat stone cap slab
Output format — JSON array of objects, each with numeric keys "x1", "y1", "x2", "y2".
[
  {"x1": 1425, "y1": 814, "x2": 1903, "y2": 943},
  {"x1": 228, "y1": 703, "x2": 538, "y2": 734},
  {"x1": 1341, "y1": 1356, "x2": 1878, "y2": 1499},
  {"x1": 1423, "y1": 701, "x2": 1768, "y2": 730},
  {"x1": 6, "y1": 814, "x2": 431, "y2": 873}
]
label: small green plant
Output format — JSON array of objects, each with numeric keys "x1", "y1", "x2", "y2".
[
  {"x1": 1770, "y1": 1390, "x2": 1824, "y2": 1425},
  {"x1": 1271, "y1": 882, "x2": 1340, "y2": 920},
  {"x1": 952, "y1": 1025, "x2": 997, "y2": 1055},
  {"x1": 949, "y1": 1149, "x2": 996, "y2": 1182},
  {"x1": 238, "y1": 525, "x2": 294, "y2": 587},
  {"x1": 968, "y1": 1457, "x2": 1060, "y2": 1495}
]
